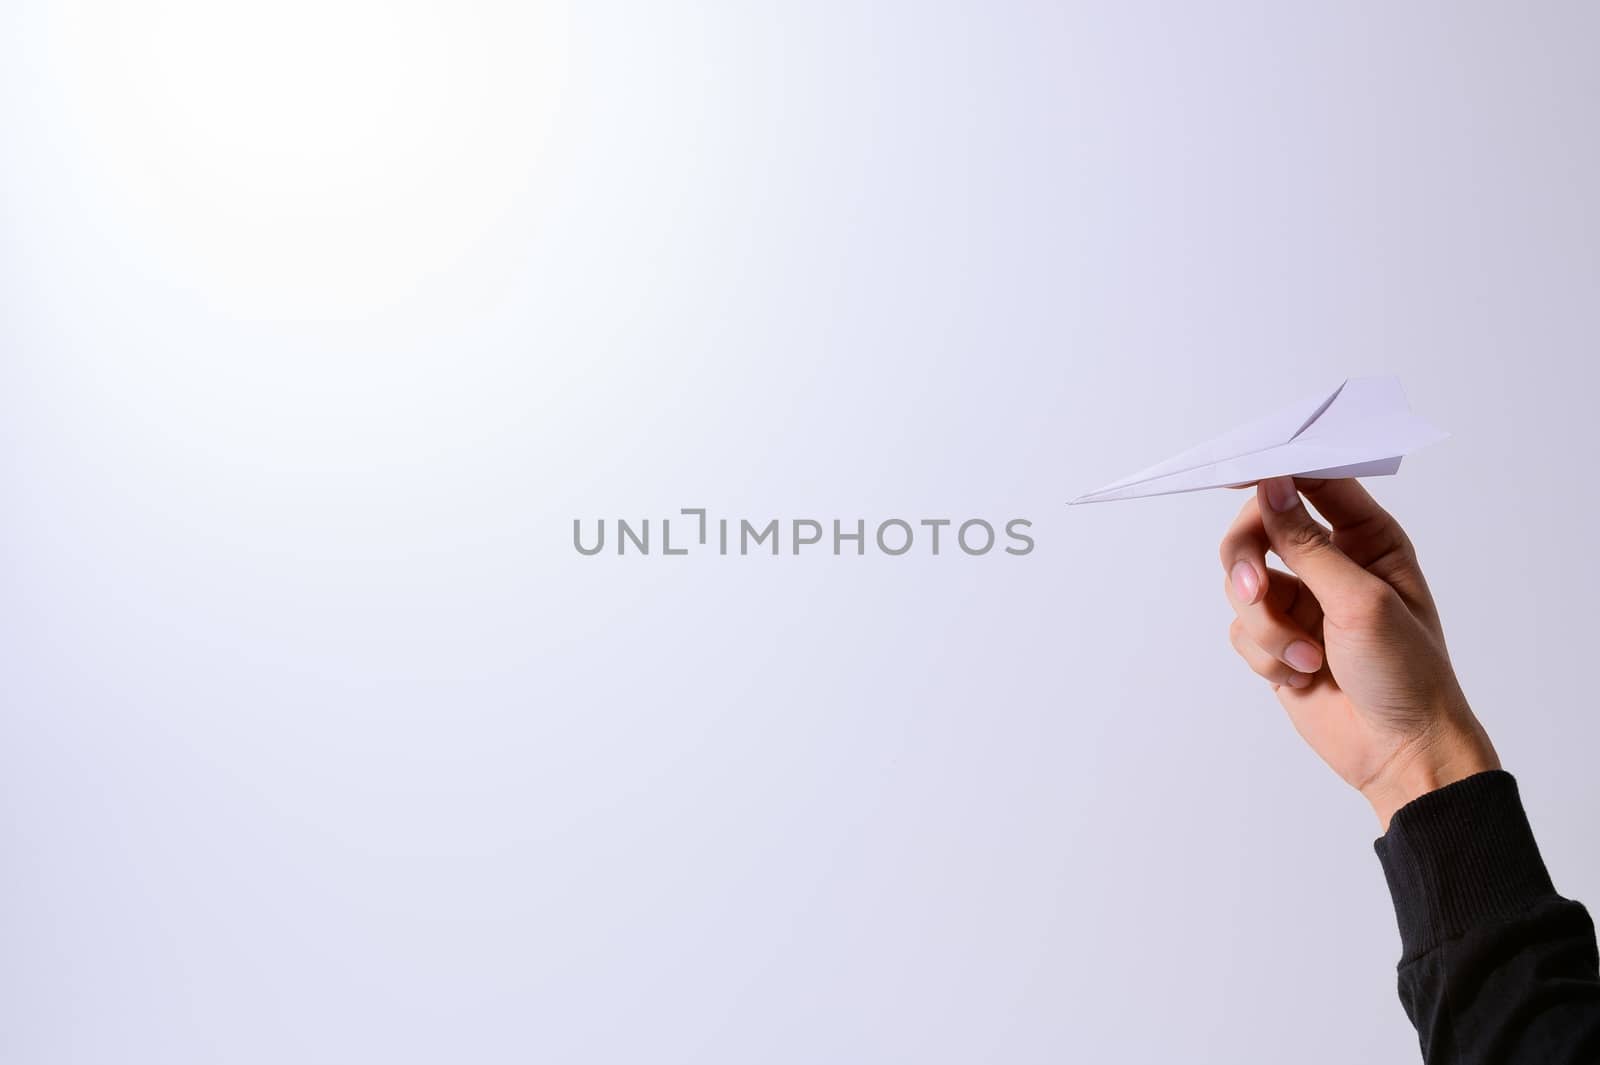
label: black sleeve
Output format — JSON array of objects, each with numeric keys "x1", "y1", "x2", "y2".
[{"x1": 1374, "y1": 770, "x2": 1600, "y2": 1063}]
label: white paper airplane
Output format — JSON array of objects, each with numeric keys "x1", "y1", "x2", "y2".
[{"x1": 1069, "y1": 377, "x2": 1447, "y2": 504}]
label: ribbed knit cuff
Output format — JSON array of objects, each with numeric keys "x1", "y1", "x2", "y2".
[{"x1": 1374, "y1": 770, "x2": 1555, "y2": 964}]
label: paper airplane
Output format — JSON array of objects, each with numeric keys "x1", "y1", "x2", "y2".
[{"x1": 1069, "y1": 377, "x2": 1446, "y2": 504}]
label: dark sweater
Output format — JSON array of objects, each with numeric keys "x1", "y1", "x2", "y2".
[{"x1": 1375, "y1": 771, "x2": 1600, "y2": 1063}]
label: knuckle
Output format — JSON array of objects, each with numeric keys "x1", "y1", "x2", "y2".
[
  {"x1": 1375, "y1": 537, "x2": 1421, "y2": 581},
  {"x1": 1354, "y1": 514, "x2": 1414, "y2": 556},
  {"x1": 1283, "y1": 519, "x2": 1329, "y2": 554},
  {"x1": 1388, "y1": 533, "x2": 1417, "y2": 565}
]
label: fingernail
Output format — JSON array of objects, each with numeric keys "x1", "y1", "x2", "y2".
[
  {"x1": 1285, "y1": 672, "x2": 1312, "y2": 689},
  {"x1": 1229, "y1": 560, "x2": 1260, "y2": 602},
  {"x1": 1284, "y1": 640, "x2": 1323, "y2": 673},
  {"x1": 1265, "y1": 477, "x2": 1300, "y2": 513}
]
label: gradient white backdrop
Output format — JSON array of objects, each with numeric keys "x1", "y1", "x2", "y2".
[{"x1": 4, "y1": 2, "x2": 1599, "y2": 1062}]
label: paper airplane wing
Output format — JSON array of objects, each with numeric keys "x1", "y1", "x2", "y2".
[{"x1": 1069, "y1": 377, "x2": 1447, "y2": 504}]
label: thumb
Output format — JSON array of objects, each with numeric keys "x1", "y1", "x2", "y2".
[{"x1": 1256, "y1": 477, "x2": 1377, "y2": 604}]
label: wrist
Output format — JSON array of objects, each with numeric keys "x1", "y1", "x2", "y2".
[{"x1": 1362, "y1": 720, "x2": 1501, "y2": 832}]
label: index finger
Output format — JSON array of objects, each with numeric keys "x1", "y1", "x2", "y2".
[
  {"x1": 1295, "y1": 477, "x2": 1439, "y2": 615},
  {"x1": 1297, "y1": 477, "x2": 1414, "y2": 562},
  {"x1": 1219, "y1": 494, "x2": 1269, "y2": 605}
]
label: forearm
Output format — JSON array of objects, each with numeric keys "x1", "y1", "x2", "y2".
[{"x1": 1376, "y1": 771, "x2": 1600, "y2": 1063}]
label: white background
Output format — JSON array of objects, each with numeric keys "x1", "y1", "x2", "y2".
[{"x1": 4, "y1": 2, "x2": 1599, "y2": 1061}]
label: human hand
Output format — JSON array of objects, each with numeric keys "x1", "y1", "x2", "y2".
[{"x1": 1220, "y1": 476, "x2": 1499, "y2": 830}]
